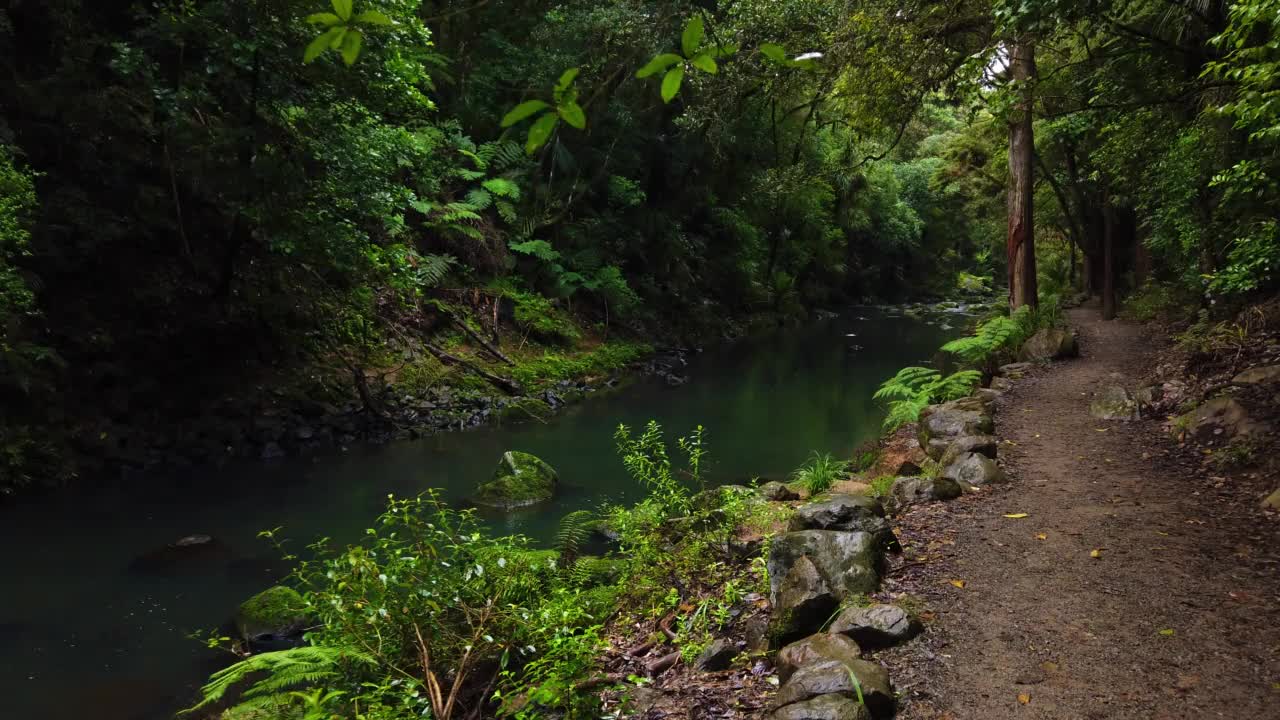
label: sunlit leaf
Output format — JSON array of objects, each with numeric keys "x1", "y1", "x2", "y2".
[
  {"x1": 304, "y1": 27, "x2": 345, "y2": 63},
  {"x1": 525, "y1": 112, "x2": 559, "y2": 154},
  {"x1": 555, "y1": 67, "x2": 580, "y2": 93},
  {"x1": 948, "y1": 579, "x2": 966, "y2": 589},
  {"x1": 500, "y1": 100, "x2": 551, "y2": 128},
  {"x1": 306, "y1": 12, "x2": 341, "y2": 26},
  {"x1": 1017, "y1": 693, "x2": 1031, "y2": 705},
  {"x1": 636, "y1": 53, "x2": 683, "y2": 79},
  {"x1": 340, "y1": 30, "x2": 363, "y2": 65},
  {"x1": 331, "y1": 0, "x2": 353, "y2": 21},
  {"x1": 354, "y1": 10, "x2": 393, "y2": 26},
  {"x1": 661, "y1": 66, "x2": 684, "y2": 103},
  {"x1": 1003, "y1": 513, "x2": 1029, "y2": 519},
  {"x1": 1090, "y1": 548, "x2": 1103, "y2": 558},
  {"x1": 690, "y1": 53, "x2": 717, "y2": 74},
  {"x1": 681, "y1": 16, "x2": 704, "y2": 58},
  {"x1": 759, "y1": 43, "x2": 787, "y2": 63},
  {"x1": 557, "y1": 101, "x2": 587, "y2": 130}
]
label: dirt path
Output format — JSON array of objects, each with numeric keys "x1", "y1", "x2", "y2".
[{"x1": 883, "y1": 306, "x2": 1280, "y2": 719}]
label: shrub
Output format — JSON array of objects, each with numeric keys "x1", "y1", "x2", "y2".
[{"x1": 791, "y1": 452, "x2": 849, "y2": 495}]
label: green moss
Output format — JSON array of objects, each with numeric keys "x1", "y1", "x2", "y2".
[
  {"x1": 510, "y1": 341, "x2": 651, "y2": 387},
  {"x1": 236, "y1": 586, "x2": 311, "y2": 641},
  {"x1": 474, "y1": 451, "x2": 558, "y2": 508}
]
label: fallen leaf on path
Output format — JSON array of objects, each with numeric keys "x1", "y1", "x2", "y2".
[
  {"x1": 1090, "y1": 548, "x2": 1104, "y2": 558},
  {"x1": 1004, "y1": 513, "x2": 1029, "y2": 519},
  {"x1": 1155, "y1": 531, "x2": 1169, "y2": 536},
  {"x1": 1158, "y1": 628, "x2": 1175, "y2": 636},
  {"x1": 1176, "y1": 674, "x2": 1200, "y2": 691},
  {"x1": 948, "y1": 579, "x2": 966, "y2": 589},
  {"x1": 1095, "y1": 428, "x2": 1109, "y2": 432},
  {"x1": 1017, "y1": 693, "x2": 1031, "y2": 705},
  {"x1": 1035, "y1": 533, "x2": 1048, "y2": 540}
]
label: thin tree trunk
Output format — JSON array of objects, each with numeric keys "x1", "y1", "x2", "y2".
[
  {"x1": 1006, "y1": 39, "x2": 1038, "y2": 309},
  {"x1": 1102, "y1": 203, "x2": 1117, "y2": 320}
]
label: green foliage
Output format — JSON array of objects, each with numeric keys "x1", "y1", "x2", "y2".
[
  {"x1": 183, "y1": 645, "x2": 374, "y2": 716},
  {"x1": 508, "y1": 341, "x2": 649, "y2": 387},
  {"x1": 873, "y1": 367, "x2": 983, "y2": 431},
  {"x1": 868, "y1": 475, "x2": 896, "y2": 498},
  {"x1": 500, "y1": 68, "x2": 587, "y2": 154},
  {"x1": 790, "y1": 451, "x2": 848, "y2": 495},
  {"x1": 304, "y1": 0, "x2": 393, "y2": 66}
]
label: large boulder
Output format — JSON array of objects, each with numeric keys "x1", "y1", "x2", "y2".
[
  {"x1": 776, "y1": 633, "x2": 863, "y2": 683},
  {"x1": 1175, "y1": 397, "x2": 1270, "y2": 443},
  {"x1": 770, "y1": 659, "x2": 895, "y2": 719},
  {"x1": 771, "y1": 694, "x2": 870, "y2": 720},
  {"x1": 940, "y1": 452, "x2": 1006, "y2": 487},
  {"x1": 1090, "y1": 385, "x2": 1139, "y2": 421},
  {"x1": 889, "y1": 476, "x2": 962, "y2": 511},
  {"x1": 474, "y1": 451, "x2": 558, "y2": 508},
  {"x1": 1020, "y1": 328, "x2": 1079, "y2": 362},
  {"x1": 1233, "y1": 365, "x2": 1280, "y2": 386},
  {"x1": 768, "y1": 532, "x2": 883, "y2": 642},
  {"x1": 829, "y1": 604, "x2": 921, "y2": 650},
  {"x1": 918, "y1": 400, "x2": 995, "y2": 460},
  {"x1": 938, "y1": 435, "x2": 998, "y2": 467},
  {"x1": 235, "y1": 586, "x2": 312, "y2": 651},
  {"x1": 788, "y1": 495, "x2": 887, "y2": 534}
]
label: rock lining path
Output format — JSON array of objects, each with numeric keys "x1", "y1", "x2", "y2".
[{"x1": 888, "y1": 306, "x2": 1280, "y2": 719}]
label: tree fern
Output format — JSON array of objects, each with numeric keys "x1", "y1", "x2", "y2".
[{"x1": 182, "y1": 645, "x2": 374, "y2": 716}]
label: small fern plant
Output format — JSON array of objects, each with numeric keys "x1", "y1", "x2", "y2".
[
  {"x1": 940, "y1": 314, "x2": 1024, "y2": 365},
  {"x1": 553, "y1": 510, "x2": 595, "y2": 569},
  {"x1": 181, "y1": 645, "x2": 374, "y2": 716},
  {"x1": 874, "y1": 367, "x2": 982, "y2": 431}
]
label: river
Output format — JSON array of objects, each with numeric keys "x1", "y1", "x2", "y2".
[{"x1": 0, "y1": 306, "x2": 964, "y2": 720}]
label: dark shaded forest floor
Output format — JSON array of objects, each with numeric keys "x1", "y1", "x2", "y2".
[{"x1": 882, "y1": 306, "x2": 1280, "y2": 719}]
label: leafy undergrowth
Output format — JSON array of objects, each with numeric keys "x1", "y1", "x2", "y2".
[{"x1": 194, "y1": 421, "x2": 799, "y2": 720}]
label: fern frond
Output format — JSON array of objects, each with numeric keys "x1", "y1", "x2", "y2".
[
  {"x1": 496, "y1": 201, "x2": 518, "y2": 224},
  {"x1": 482, "y1": 178, "x2": 521, "y2": 199},
  {"x1": 554, "y1": 510, "x2": 595, "y2": 567},
  {"x1": 465, "y1": 188, "x2": 494, "y2": 210},
  {"x1": 441, "y1": 203, "x2": 483, "y2": 223},
  {"x1": 183, "y1": 646, "x2": 374, "y2": 716}
]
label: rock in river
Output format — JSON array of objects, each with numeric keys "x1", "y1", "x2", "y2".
[
  {"x1": 829, "y1": 604, "x2": 921, "y2": 650},
  {"x1": 236, "y1": 585, "x2": 313, "y2": 651},
  {"x1": 474, "y1": 451, "x2": 558, "y2": 508}
]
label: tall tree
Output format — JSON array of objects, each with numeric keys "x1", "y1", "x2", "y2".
[{"x1": 1006, "y1": 38, "x2": 1038, "y2": 309}]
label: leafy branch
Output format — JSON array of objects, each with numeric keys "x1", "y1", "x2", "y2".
[{"x1": 304, "y1": 1, "x2": 393, "y2": 66}]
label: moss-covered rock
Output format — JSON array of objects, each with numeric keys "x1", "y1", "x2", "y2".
[
  {"x1": 474, "y1": 451, "x2": 558, "y2": 508},
  {"x1": 235, "y1": 586, "x2": 311, "y2": 648}
]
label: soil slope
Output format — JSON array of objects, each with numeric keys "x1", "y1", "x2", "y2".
[{"x1": 884, "y1": 306, "x2": 1280, "y2": 719}]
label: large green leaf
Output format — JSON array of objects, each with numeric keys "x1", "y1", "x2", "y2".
[
  {"x1": 557, "y1": 101, "x2": 587, "y2": 130},
  {"x1": 681, "y1": 16, "x2": 704, "y2": 58},
  {"x1": 661, "y1": 66, "x2": 684, "y2": 103},
  {"x1": 340, "y1": 30, "x2": 363, "y2": 66},
  {"x1": 759, "y1": 43, "x2": 787, "y2": 63},
  {"x1": 306, "y1": 12, "x2": 341, "y2": 26},
  {"x1": 690, "y1": 53, "x2": 717, "y2": 75},
  {"x1": 636, "y1": 53, "x2": 683, "y2": 79},
  {"x1": 354, "y1": 10, "x2": 393, "y2": 26},
  {"x1": 331, "y1": 0, "x2": 353, "y2": 21},
  {"x1": 501, "y1": 100, "x2": 551, "y2": 127},
  {"x1": 525, "y1": 112, "x2": 560, "y2": 154},
  {"x1": 304, "y1": 27, "x2": 345, "y2": 63},
  {"x1": 555, "y1": 68, "x2": 580, "y2": 93}
]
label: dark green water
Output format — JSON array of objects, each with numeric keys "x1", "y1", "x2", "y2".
[{"x1": 0, "y1": 308, "x2": 959, "y2": 720}]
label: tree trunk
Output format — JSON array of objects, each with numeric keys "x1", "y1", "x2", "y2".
[
  {"x1": 1006, "y1": 39, "x2": 1038, "y2": 310},
  {"x1": 1102, "y1": 203, "x2": 1117, "y2": 320}
]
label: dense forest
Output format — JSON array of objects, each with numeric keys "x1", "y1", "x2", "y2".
[
  {"x1": 2, "y1": 0, "x2": 1275, "y2": 493},
  {"x1": 3, "y1": 2, "x2": 1280, "y2": 720}
]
